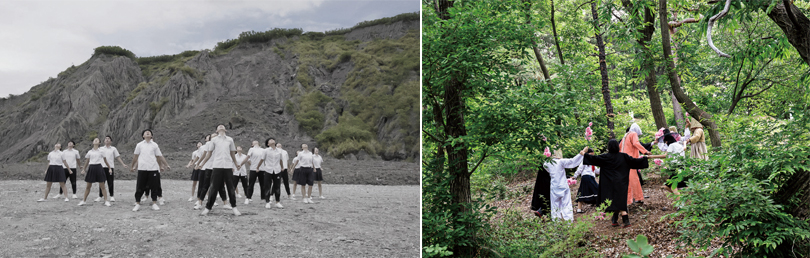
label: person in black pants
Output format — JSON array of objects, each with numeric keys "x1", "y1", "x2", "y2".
[
  {"x1": 194, "y1": 133, "x2": 228, "y2": 210},
  {"x1": 200, "y1": 125, "x2": 240, "y2": 216},
  {"x1": 130, "y1": 129, "x2": 171, "y2": 211},
  {"x1": 276, "y1": 143, "x2": 291, "y2": 199},
  {"x1": 58, "y1": 141, "x2": 81, "y2": 199},
  {"x1": 241, "y1": 141, "x2": 266, "y2": 204},
  {"x1": 96, "y1": 136, "x2": 128, "y2": 203},
  {"x1": 257, "y1": 138, "x2": 284, "y2": 209}
]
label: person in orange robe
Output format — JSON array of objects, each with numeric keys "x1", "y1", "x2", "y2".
[{"x1": 620, "y1": 123, "x2": 651, "y2": 206}]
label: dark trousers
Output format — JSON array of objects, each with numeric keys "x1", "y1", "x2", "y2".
[
  {"x1": 247, "y1": 170, "x2": 266, "y2": 200},
  {"x1": 60, "y1": 168, "x2": 77, "y2": 194},
  {"x1": 135, "y1": 170, "x2": 161, "y2": 203},
  {"x1": 264, "y1": 172, "x2": 281, "y2": 202},
  {"x1": 198, "y1": 169, "x2": 226, "y2": 201},
  {"x1": 233, "y1": 175, "x2": 248, "y2": 195},
  {"x1": 279, "y1": 169, "x2": 291, "y2": 195},
  {"x1": 99, "y1": 168, "x2": 114, "y2": 197},
  {"x1": 206, "y1": 168, "x2": 237, "y2": 210}
]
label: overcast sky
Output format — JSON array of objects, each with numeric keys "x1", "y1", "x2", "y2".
[{"x1": 0, "y1": 0, "x2": 419, "y2": 97}]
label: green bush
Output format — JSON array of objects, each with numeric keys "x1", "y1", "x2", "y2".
[
  {"x1": 315, "y1": 114, "x2": 375, "y2": 156},
  {"x1": 93, "y1": 46, "x2": 135, "y2": 59},
  {"x1": 663, "y1": 115, "x2": 810, "y2": 257}
]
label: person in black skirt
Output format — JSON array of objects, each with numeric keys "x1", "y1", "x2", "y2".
[
  {"x1": 77, "y1": 138, "x2": 112, "y2": 207},
  {"x1": 39, "y1": 143, "x2": 71, "y2": 202},
  {"x1": 313, "y1": 148, "x2": 325, "y2": 199},
  {"x1": 290, "y1": 150, "x2": 302, "y2": 200},
  {"x1": 571, "y1": 148, "x2": 600, "y2": 213},
  {"x1": 185, "y1": 142, "x2": 204, "y2": 202}
]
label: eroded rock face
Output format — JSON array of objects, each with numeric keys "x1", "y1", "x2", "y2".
[{"x1": 0, "y1": 20, "x2": 418, "y2": 162}]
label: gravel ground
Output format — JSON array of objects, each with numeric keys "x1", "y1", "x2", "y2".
[{"x1": 0, "y1": 179, "x2": 419, "y2": 257}]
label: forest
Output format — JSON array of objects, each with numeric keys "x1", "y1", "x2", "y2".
[{"x1": 422, "y1": 0, "x2": 810, "y2": 257}]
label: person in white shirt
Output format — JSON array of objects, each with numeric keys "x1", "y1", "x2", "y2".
[
  {"x1": 38, "y1": 143, "x2": 71, "y2": 202},
  {"x1": 240, "y1": 141, "x2": 265, "y2": 204},
  {"x1": 294, "y1": 144, "x2": 317, "y2": 204},
  {"x1": 95, "y1": 136, "x2": 128, "y2": 203},
  {"x1": 313, "y1": 148, "x2": 326, "y2": 199},
  {"x1": 129, "y1": 129, "x2": 171, "y2": 211},
  {"x1": 77, "y1": 138, "x2": 112, "y2": 207},
  {"x1": 276, "y1": 143, "x2": 291, "y2": 199},
  {"x1": 200, "y1": 125, "x2": 241, "y2": 216},
  {"x1": 233, "y1": 146, "x2": 249, "y2": 199},
  {"x1": 193, "y1": 133, "x2": 228, "y2": 210},
  {"x1": 185, "y1": 142, "x2": 204, "y2": 202},
  {"x1": 256, "y1": 138, "x2": 284, "y2": 208},
  {"x1": 290, "y1": 152, "x2": 301, "y2": 200},
  {"x1": 57, "y1": 141, "x2": 81, "y2": 199},
  {"x1": 570, "y1": 148, "x2": 600, "y2": 213},
  {"x1": 660, "y1": 134, "x2": 687, "y2": 196}
]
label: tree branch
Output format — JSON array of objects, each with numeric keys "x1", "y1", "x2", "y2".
[
  {"x1": 422, "y1": 129, "x2": 445, "y2": 144},
  {"x1": 740, "y1": 81, "x2": 776, "y2": 99},
  {"x1": 783, "y1": 0, "x2": 801, "y2": 29},
  {"x1": 707, "y1": 0, "x2": 732, "y2": 58},
  {"x1": 469, "y1": 148, "x2": 489, "y2": 175}
]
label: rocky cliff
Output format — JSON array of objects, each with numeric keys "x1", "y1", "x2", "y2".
[{"x1": 0, "y1": 13, "x2": 419, "y2": 163}]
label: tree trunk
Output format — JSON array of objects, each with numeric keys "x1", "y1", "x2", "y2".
[
  {"x1": 435, "y1": 1, "x2": 474, "y2": 255},
  {"x1": 767, "y1": 1, "x2": 810, "y2": 66},
  {"x1": 524, "y1": 0, "x2": 551, "y2": 80},
  {"x1": 671, "y1": 92, "x2": 685, "y2": 130},
  {"x1": 591, "y1": 1, "x2": 616, "y2": 139},
  {"x1": 639, "y1": 4, "x2": 668, "y2": 130},
  {"x1": 550, "y1": 0, "x2": 565, "y2": 65},
  {"x1": 660, "y1": 0, "x2": 722, "y2": 148}
]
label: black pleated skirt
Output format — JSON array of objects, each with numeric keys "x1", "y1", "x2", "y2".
[
  {"x1": 576, "y1": 175, "x2": 599, "y2": 204},
  {"x1": 190, "y1": 169, "x2": 203, "y2": 181},
  {"x1": 44, "y1": 165, "x2": 66, "y2": 182},
  {"x1": 292, "y1": 168, "x2": 301, "y2": 182},
  {"x1": 315, "y1": 168, "x2": 324, "y2": 181},
  {"x1": 84, "y1": 164, "x2": 107, "y2": 183}
]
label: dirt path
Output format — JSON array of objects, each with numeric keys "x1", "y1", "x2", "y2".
[
  {"x1": 492, "y1": 171, "x2": 722, "y2": 257},
  {"x1": 0, "y1": 180, "x2": 419, "y2": 257}
]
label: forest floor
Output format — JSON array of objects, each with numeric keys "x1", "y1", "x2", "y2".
[{"x1": 490, "y1": 169, "x2": 725, "y2": 257}]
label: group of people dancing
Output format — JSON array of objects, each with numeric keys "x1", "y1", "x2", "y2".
[
  {"x1": 38, "y1": 125, "x2": 328, "y2": 216},
  {"x1": 532, "y1": 116, "x2": 709, "y2": 228}
]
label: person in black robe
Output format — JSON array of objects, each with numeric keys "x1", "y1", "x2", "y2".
[
  {"x1": 531, "y1": 167, "x2": 551, "y2": 217},
  {"x1": 583, "y1": 139, "x2": 665, "y2": 227}
]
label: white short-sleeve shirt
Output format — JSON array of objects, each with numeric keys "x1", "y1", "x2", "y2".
[
  {"x1": 99, "y1": 146, "x2": 120, "y2": 168},
  {"x1": 313, "y1": 154, "x2": 323, "y2": 169},
  {"x1": 261, "y1": 147, "x2": 282, "y2": 174},
  {"x1": 48, "y1": 150, "x2": 64, "y2": 166},
  {"x1": 210, "y1": 135, "x2": 236, "y2": 169},
  {"x1": 292, "y1": 155, "x2": 301, "y2": 168},
  {"x1": 202, "y1": 141, "x2": 215, "y2": 170},
  {"x1": 134, "y1": 140, "x2": 163, "y2": 171},
  {"x1": 62, "y1": 149, "x2": 80, "y2": 169},
  {"x1": 247, "y1": 147, "x2": 264, "y2": 171},
  {"x1": 279, "y1": 149, "x2": 289, "y2": 170},
  {"x1": 297, "y1": 150, "x2": 314, "y2": 168},
  {"x1": 233, "y1": 153, "x2": 248, "y2": 176},
  {"x1": 85, "y1": 149, "x2": 105, "y2": 165}
]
